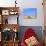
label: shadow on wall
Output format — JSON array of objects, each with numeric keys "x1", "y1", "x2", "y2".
[{"x1": 18, "y1": 26, "x2": 44, "y2": 44}]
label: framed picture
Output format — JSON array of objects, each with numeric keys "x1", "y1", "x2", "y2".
[
  {"x1": 22, "y1": 8, "x2": 37, "y2": 19},
  {"x1": 9, "y1": 10, "x2": 17, "y2": 15},
  {"x1": 2, "y1": 10, "x2": 9, "y2": 15},
  {"x1": 10, "y1": 11, "x2": 15, "y2": 15}
]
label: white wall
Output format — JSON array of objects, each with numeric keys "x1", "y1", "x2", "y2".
[
  {"x1": 0, "y1": 0, "x2": 15, "y2": 7},
  {"x1": 18, "y1": 0, "x2": 44, "y2": 26},
  {"x1": 0, "y1": 0, "x2": 44, "y2": 26}
]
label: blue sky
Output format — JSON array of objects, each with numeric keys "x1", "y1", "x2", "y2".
[{"x1": 23, "y1": 8, "x2": 37, "y2": 16}]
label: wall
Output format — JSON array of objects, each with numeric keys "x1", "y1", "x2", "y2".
[
  {"x1": 0, "y1": 0, "x2": 44, "y2": 26},
  {"x1": 18, "y1": 0, "x2": 44, "y2": 26}
]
